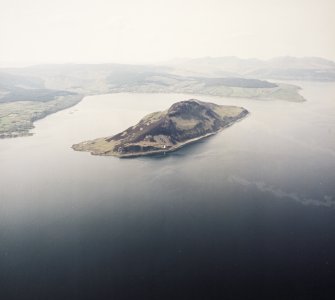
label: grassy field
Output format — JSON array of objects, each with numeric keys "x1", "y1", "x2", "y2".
[{"x1": 0, "y1": 95, "x2": 83, "y2": 138}]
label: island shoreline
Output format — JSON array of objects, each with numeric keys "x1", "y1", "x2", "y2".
[
  {"x1": 116, "y1": 113, "x2": 249, "y2": 158},
  {"x1": 73, "y1": 106, "x2": 249, "y2": 159}
]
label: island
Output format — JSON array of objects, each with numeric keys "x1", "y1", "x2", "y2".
[{"x1": 72, "y1": 99, "x2": 249, "y2": 158}]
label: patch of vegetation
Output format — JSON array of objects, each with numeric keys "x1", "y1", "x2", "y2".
[{"x1": 0, "y1": 94, "x2": 83, "y2": 138}]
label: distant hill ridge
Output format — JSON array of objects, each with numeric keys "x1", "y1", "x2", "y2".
[{"x1": 165, "y1": 56, "x2": 335, "y2": 81}]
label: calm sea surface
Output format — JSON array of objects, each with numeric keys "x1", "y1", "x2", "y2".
[{"x1": 1, "y1": 82, "x2": 335, "y2": 299}]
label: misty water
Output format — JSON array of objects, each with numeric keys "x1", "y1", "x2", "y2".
[{"x1": 1, "y1": 82, "x2": 335, "y2": 299}]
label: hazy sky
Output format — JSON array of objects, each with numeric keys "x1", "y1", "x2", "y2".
[{"x1": 1, "y1": 0, "x2": 334, "y2": 65}]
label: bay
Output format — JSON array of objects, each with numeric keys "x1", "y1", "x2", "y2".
[{"x1": 1, "y1": 82, "x2": 335, "y2": 299}]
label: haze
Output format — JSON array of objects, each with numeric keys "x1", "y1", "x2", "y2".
[{"x1": 0, "y1": 0, "x2": 335, "y2": 66}]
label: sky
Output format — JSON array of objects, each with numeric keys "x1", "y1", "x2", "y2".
[{"x1": 0, "y1": 0, "x2": 334, "y2": 66}]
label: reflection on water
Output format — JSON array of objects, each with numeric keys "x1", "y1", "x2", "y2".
[
  {"x1": 1, "y1": 82, "x2": 335, "y2": 299},
  {"x1": 230, "y1": 175, "x2": 335, "y2": 207}
]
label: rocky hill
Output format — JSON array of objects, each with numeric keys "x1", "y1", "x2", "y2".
[{"x1": 72, "y1": 99, "x2": 248, "y2": 157}]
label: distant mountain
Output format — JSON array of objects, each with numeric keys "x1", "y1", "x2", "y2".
[
  {"x1": 267, "y1": 56, "x2": 335, "y2": 69},
  {"x1": 166, "y1": 56, "x2": 266, "y2": 76},
  {"x1": 165, "y1": 56, "x2": 335, "y2": 81},
  {"x1": 0, "y1": 62, "x2": 306, "y2": 138},
  {"x1": 0, "y1": 71, "x2": 76, "y2": 103},
  {"x1": 1, "y1": 64, "x2": 304, "y2": 102},
  {"x1": 0, "y1": 72, "x2": 44, "y2": 90}
]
